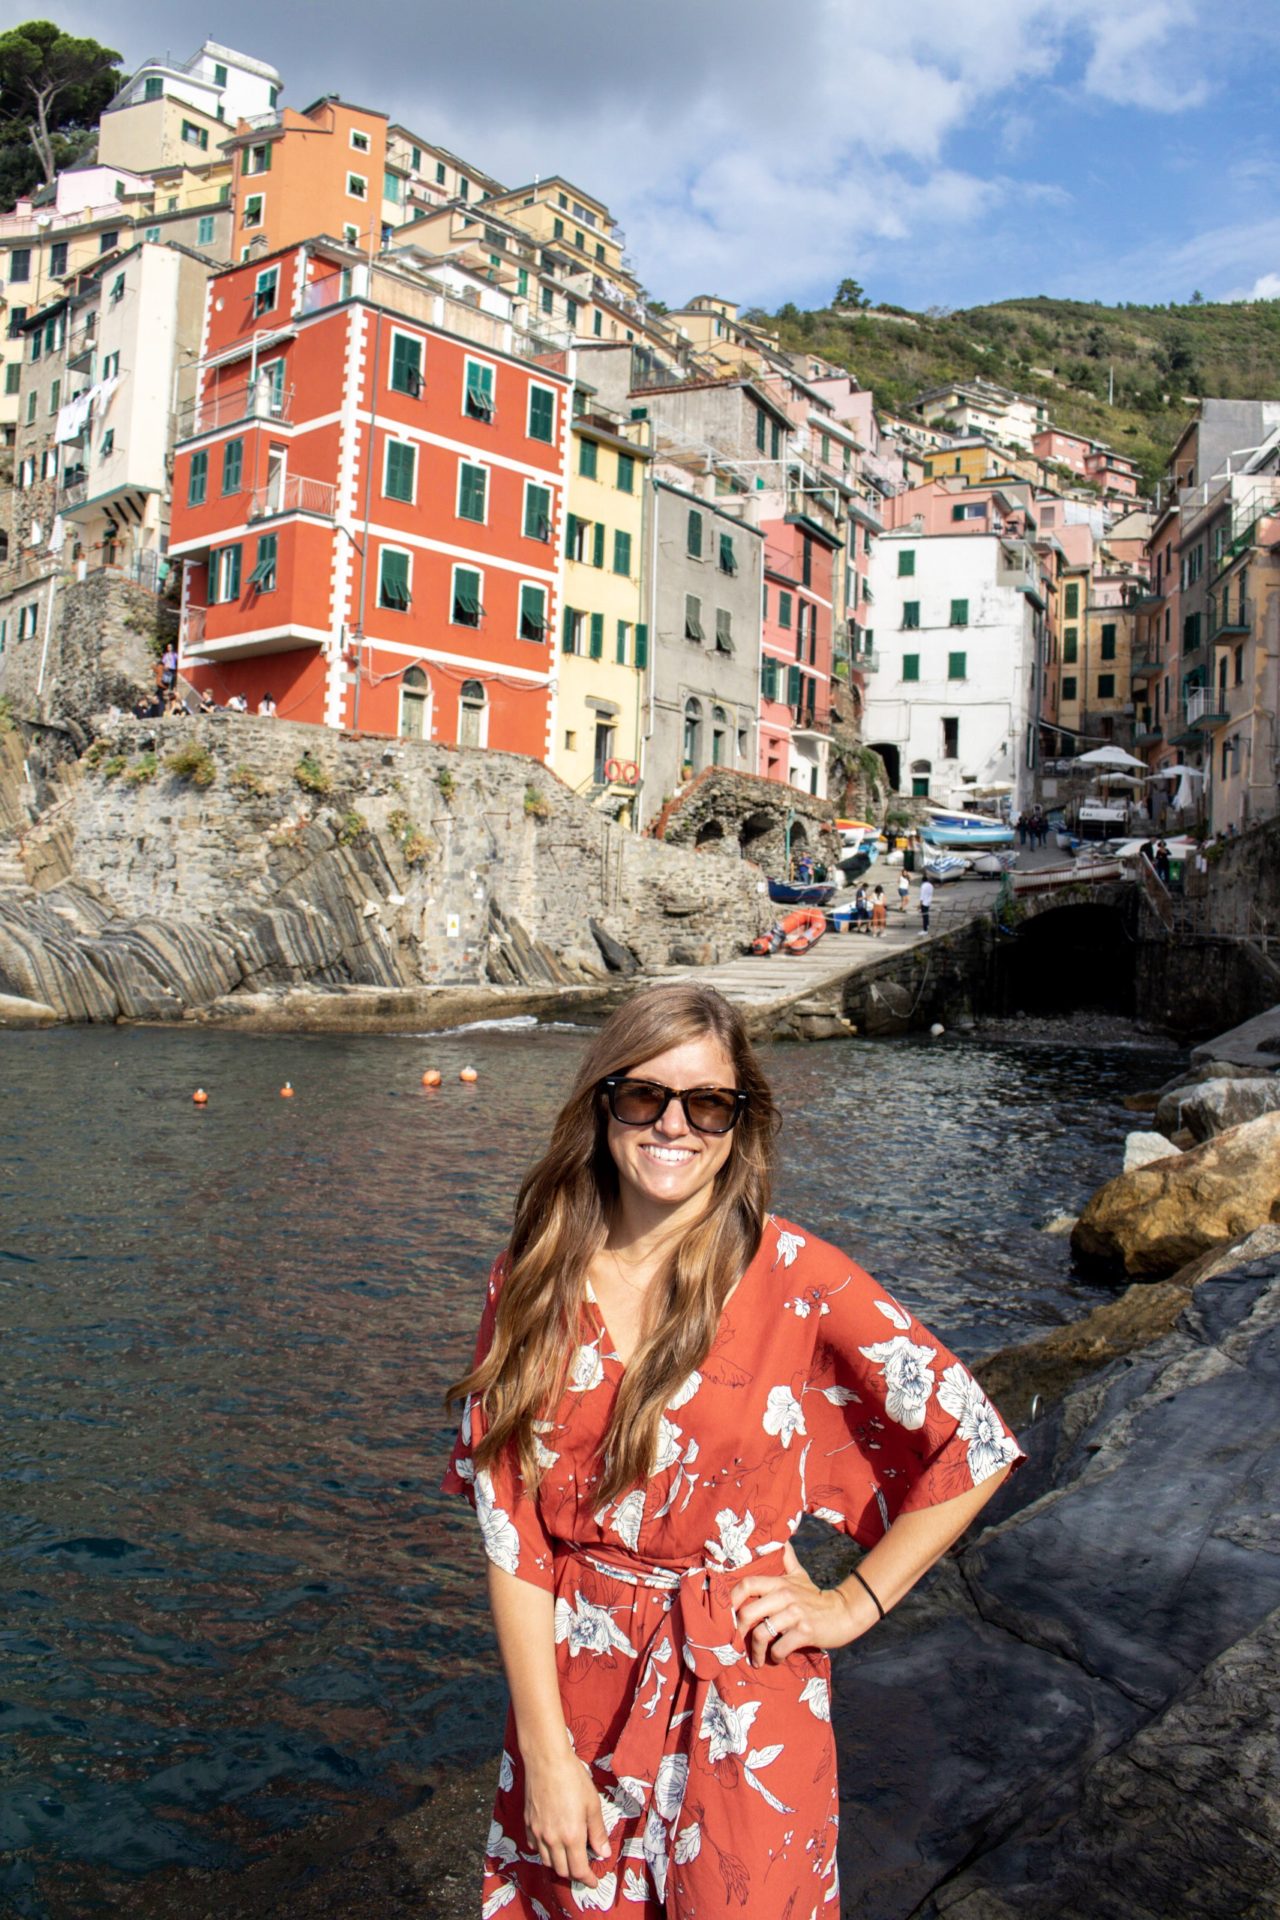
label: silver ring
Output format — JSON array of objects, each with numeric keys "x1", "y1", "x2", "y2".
[{"x1": 763, "y1": 1614, "x2": 777, "y2": 1636}]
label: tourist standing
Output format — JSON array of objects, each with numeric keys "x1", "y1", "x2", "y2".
[
  {"x1": 897, "y1": 869, "x2": 910, "y2": 913},
  {"x1": 919, "y1": 876, "x2": 934, "y2": 932},
  {"x1": 444, "y1": 983, "x2": 1020, "y2": 1917},
  {"x1": 159, "y1": 643, "x2": 178, "y2": 692},
  {"x1": 871, "y1": 885, "x2": 887, "y2": 937}
]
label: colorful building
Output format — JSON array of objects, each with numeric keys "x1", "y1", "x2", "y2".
[
  {"x1": 224, "y1": 97, "x2": 391, "y2": 263},
  {"x1": 553, "y1": 402, "x2": 650, "y2": 821},
  {"x1": 170, "y1": 237, "x2": 572, "y2": 747}
]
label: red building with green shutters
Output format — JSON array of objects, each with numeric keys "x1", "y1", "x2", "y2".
[{"x1": 169, "y1": 236, "x2": 572, "y2": 751}]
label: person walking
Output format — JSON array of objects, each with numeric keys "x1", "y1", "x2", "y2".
[
  {"x1": 159, "y1": 643, "x2": 178, "y2": 692},
  {"x1": 444, "y1": 983, "x2": 1020, "y2": 1917},
  {"x1": 897, "y1": 869, "x2": 910, "y2": 913},
  {"x1": 870, "y1": 885, "x2": 887, "y2": 937},
  {"x1": 919, "y1": 876, "x2": 934, "y2": 932}
]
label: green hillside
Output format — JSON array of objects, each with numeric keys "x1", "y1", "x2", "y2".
[{"x1": 758, "y1": 295, "x2": 1280, "y2": 491}]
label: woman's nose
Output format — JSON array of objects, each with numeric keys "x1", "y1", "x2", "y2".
[{"x1": 654, "y1": 1093, "x2": 690, "y2": 1135}]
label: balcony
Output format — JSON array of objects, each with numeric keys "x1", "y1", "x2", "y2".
[
  {"x1": 247, "y1": 474, "x2": 336, "y2": 520},
  {"x1": 1209, "y1": 599, "x2": 1251, "y2": 644},
  {"x1": 177, "y1": 379, "x2": 295, "y2": 440},
  {"x1": 1185, "y1": 685, "x2": 1229, "y2": 730},
  {"x1": 59, "y1": 476, "x2": 88, "y2": 511},
  {"x1": 1133, "y1": 723, "x2": 1163, "y2": 747},
  {"x1": 1130, "y1": 657, "x2": 1160, "y2": 680}
]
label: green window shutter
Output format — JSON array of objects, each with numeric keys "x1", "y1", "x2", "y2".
[
  {"x1": 518, "y1": 584, "x2": 547, "y2": 639},
  {"x1": 222, "y1": 438, "x2": 242, "y2": 494},
  {"x1": 528, "y1": 386, "x2": 554, "y2": 442},
  {"x1": 1063, "y1": 627, "x2": 1078, "y2": 663},
  {"x1": 1097, "y1": 673, "x2": 1115, "y2": 698},
  {"x1": 1061, "y1": 676, "x2": 1077, "y2": 700},
  {"x1": 390, "y1": 334, "x2": 422, "y2": 395},
  {"x1": 579, "y1": 437, "x2": 598, "y2": 479},
  {"x1": 687, "y1": 510, "x2": 703, "y2": 558},
  {"x1": 778, "y1": 591, "x2": 792, "y2": 628},
  {"x1": 459, "y1": 463, "x2": 487, "y2": 522},
  {"x1": 1064, "y1": 582, "x2": 1080, "y2": 617},
  {"x1": 719, "y1": 532, "x2": 735, "y2": 574},
  {"x1": 902, "y1": 653, "x2": 920, "y2": 682},
  {"x1": 613, "y1": 529, "x2": 631, "y2": 576},
  {"x1": 786, "y1": 664, "x2": 802, "y2": 705},
  {"x1": 453, "y1": 567, "x2": 481, "y2": 621},
  {"x1": 902, "y1": 601, "x2": 919, "y2": 628},
  {"x1": 948, "y1": 651, "x2": 966, "y2": 679},
  {"x1": 562, "y1": 605, "x2": 575, "y2": 652},
  {"x1": 593, "y1": 521, "x2": 605, "y2": 568},
  {"x1": 248, "y1": 534, "x2": 277, "y2": 589},
  {"x1": 898, "y1": 549, "x2": 915, "y2": 577},
  {"x1": 223, "y1": 544, "x2": 242, "y2": 600},
  {"x1": 188, "y1": 450, "x2": 207, "y2": 506},
  {"x1": 565, "y1": 512, "x2": 579, "y2": 549},
  {"x1": 950, "y1": 598, "x2": 968, "y2": 626},
  {"x1": 589, "y1": 612, "x2": 604, "y2": 659},
  {"x1": 762, "y1": 656, "x2": 778, "y2": 700},
  {"x1": 771, "y1": 422, "x2": 781, "y2": 458},
  {"x1": 386, "y1": 440, "x2": 415, "y2": 502},
  {"x1": 617, "y1": 452, "x2": 634, "y2": 493},
  {"x1": 524, "y1": 483, "x2": 550, "y2": 540},
  {"x1": 755, "y1": 407, "x2": 766, "y2": 452},
  {"x1": 1101, "y1": 623, "x2": 1117, "y2": 660},
  {"x1": 716, "y1": 608, "x2": 733, "y2": 652},
  {"x1": 465, "y1": 361, "x2": 494, "y2": 418},
  {"x1": 379, "y1": 549, "x2": 410, "y2": 609},
  {"x1": 615, "y1": 620, "x2": 629, "y2": 664},
  {"x1": 634, "y1": 622, "x2": 648, "y2": 670}
]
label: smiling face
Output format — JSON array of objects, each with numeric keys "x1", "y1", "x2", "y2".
[{"x1": 603, "y1": 1033, "x2": 740, "y2": 1226}]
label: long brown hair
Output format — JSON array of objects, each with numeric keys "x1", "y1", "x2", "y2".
[{"x1": 447, "y1": 982, "x2": 779, "y2": 1506}]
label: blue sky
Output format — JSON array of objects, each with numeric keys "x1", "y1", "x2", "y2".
[{"x1": 64, "y1": 0, "x2": 1280, "y2": 313}]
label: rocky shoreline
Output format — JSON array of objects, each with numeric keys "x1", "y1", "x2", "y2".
[{"x1": 78, "y1": 1030, "x2": 1280, "y2": 1920}]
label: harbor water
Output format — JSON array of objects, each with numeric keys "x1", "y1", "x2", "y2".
[{"x1": 0, "y1": 1019, "x2": 1183, "y2": 1913}]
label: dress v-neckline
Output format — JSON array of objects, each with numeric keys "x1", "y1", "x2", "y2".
[{"x1": 584, "y1": 1252, "x2": 756, "y2": 1374}]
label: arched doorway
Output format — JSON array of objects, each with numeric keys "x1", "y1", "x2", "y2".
[
  {"x1": 694, "y1": 819, "x2": 725, "y2": 849},
  {"x1": 400, "y1": 665, "x2": 429, "y2": 740},
  {"x1": 711, "y1": 705, "x2": 728, "y2": 766},
  {"x1": 909, "y1": 757, "x2": 932, "y2": 799},
  {"x1": 682, "y1": 698, "x2": 703, "y2": 772},
  {"x1": 458, "y1": 678, "x2": 487, "y2": 748},
  {"x1": 870, "y1": 741, "x2": 900, "y2": 790}
]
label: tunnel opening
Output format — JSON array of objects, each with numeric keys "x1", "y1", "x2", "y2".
[{"x1": 998, "y1": 902, "x2": 1136, "y2": 1016}]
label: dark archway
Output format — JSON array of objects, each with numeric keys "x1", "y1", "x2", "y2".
[
  {"x1": 869, "y1": 741, "x2": 900, "y2": 791},
  {"x1": 1001, "y1": 903, "x2": 1135, "y2": 1015},
  {"x1": 695, "y1": 819, "x2": 726, "y2": 848},
  {"x1": 738, "y1": 808, "x2": 774, "y2": 853}
]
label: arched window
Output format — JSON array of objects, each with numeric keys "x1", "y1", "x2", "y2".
[
  {"x1": 711, "y1": 704, "x2": 728, "y2": 766},
  {"x1": 458, "y1": 677, "x2": 487, "y2": 749},
  {"x1": 400, "y1": 664, "x2": 429, "y2": 740},
  {"x1": 682, "y1": 697, "x2": 702, "y2": 770}
]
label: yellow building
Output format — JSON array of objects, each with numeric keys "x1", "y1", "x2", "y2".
[
  {"x1": 666, "y1": 296, "x2": 778, "y2": 374},
  {"x1": 553, "y1": 406, "x2": 651, "y2": 825},
  {"x1": 482, "y1": 177, "x2": 634, "y2": 295}
]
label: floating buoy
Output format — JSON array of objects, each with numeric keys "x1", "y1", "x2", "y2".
[
  {"x1": 929, "y1": 1023, "x2": 945, "y2": 1038},
  {"x1": 421, "y1": 1068, "x2": 442, "y2": 1087},
  {"x1": 193, "y1": 1087, "x2": 209, "y2": 1105},
  {"x1": 281, "y1": 1082, "x2": 294, "y2": 1098},
  {"x1": 459, "y1": 1065, "x2": 478, "y2": 1083}
]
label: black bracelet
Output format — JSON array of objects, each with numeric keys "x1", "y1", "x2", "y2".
[{"x1": 851, "y1": 1565, "x2": 885, "y2": 1621}]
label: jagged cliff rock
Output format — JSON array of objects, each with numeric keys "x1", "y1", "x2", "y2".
[{"x1": 0, "y1": 717, "x2": 771, "y2": 1023}]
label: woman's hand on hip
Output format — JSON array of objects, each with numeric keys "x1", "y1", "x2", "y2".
[
  {"x1": 522, "y1": 1748, "x2": 609, "y2": 1888},
  {"x1": 731, "y1": 1543, "x2": 867, "y2": 1665}
]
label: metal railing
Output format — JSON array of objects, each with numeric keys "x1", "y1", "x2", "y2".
[
  {"x1": 178, "y1": 380, "x2": 294, "y2": 439},
  {"x1": 247, "y1": 474, "x2": 336, "y2": 519},
  {"x1": 181, "y1": 605, "x2": 207, "y2": 650},
  {"x1": 1209, "y1": 598, "x2": 1251, "y2": 643},
  {"x1": 1185, "y1": 685, "x2": 1227, "y2": 727}
]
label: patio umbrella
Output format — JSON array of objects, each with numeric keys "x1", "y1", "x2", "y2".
[
  {"x1": 1147, "y1": 764, "x2": 1206, "y2": 812},
  {"x1": 1073, "y1": 745, "x2": 1148, "y2": 770}
]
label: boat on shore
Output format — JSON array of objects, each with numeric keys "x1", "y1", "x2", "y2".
[
  {"x1": 922, "y1": 851, "x2": 967, "y2": 882},
  {"x1": 751, "y1": 908, "x2": 827, "y2": 954},
  {"x1": 920, "y1": 809, "x2": 1016, "y2": 850},
  {"x1": 767, "y1": 878, "x2": 836, "y2": 906},
  {"x1": 969, "y1": 848, "x2": 1020, "y2": 876}
]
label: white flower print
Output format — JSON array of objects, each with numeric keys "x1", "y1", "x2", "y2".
[
  {"x1": 786, "y1": 1296, "x2": 814, "y2": 1318},
  {"x1": 483, "y1": 1887, "x2": 517, "y2": 1916},
  {"x1": 554, "y1": 1591, "x2": 639, "y2": 1661},
  {"x1": 874, "y1": 1296, "x2": 912, "y2": 1331},
  {"x1": 460, "y1": 1393, "x2": 475, "y2": 1446},
  {"x1": 938, "y1": 1363, "x2": 1021, "y2": 1484},
  {"x1": 569, "y1": 1341, "x2": 605, "y2": 1393},
  {"x1": 474, "y1": 1470, "x2": 520, "y2": 1575},
  {"x1": 498, "y1": 1749, "x2": 514, "y2": 1792},
  {"x1": 622, "y1": 1866, "x2": 648, "y2": 1903},
  {"x1": 763, "y1": 1384, "x2": 807, "y2": 1449},
  {"x1": 857, "y1": 1335, "x2": 938, "y2": 1430},
  {"x1": 570, "y1": 1870, "x2": 617, "y2": 1910},
  {"x1": 667, "y1": 1371, "x2": 701, "y2": 1410},
  {"x1": 820, "y1": 1384, "x2": 859, "y2": 1406},
  {"x1": 775, "y1": 1228, "x2": 806, "y2": 1267},
  {"x1": 699, "y1": 1682, "x2": 761, "y2": 1765},
  {"x1": 486, "y1": 1818, "x2": 519, "y2": 1869},
  {"x1": 650, "y1": 1416, "x2": 683, "y2": 1476},
  {"x1": 610, "y1": 1488, "x2": 645, "y2": 1552},
  {"x1": 744, "y1": 1740, "x2": 794, "y2": 1814},
  {"x1": 705, "y1": 1506, "x2": 756, "y2": 1570},
  {"x1": 654, "y1": 1752, "x2": 689, "y2": 1823},
  {"x1": 533, "y1": 1435, "x2": 559, "y2": 1471},
  {"x1": 799, "y1": 1676, "x2": 831, "y2": 1722},
  {"x1": 642, "y1": 1808, "x2": 669, "y2": 1902},
  {"x1": 674, "y1": 1823, "x2": 701, "y2": 1863}
]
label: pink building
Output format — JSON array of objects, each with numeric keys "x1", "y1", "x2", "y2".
[
  {"x1": 757, "y1": 516, "x2": 837, "y2": 793},
  {"x1": 881, "y1": 477, "x2": 1033, "y2": 538},
  {"x1": 1033, "y1": 427, "x2": 1093, "y2": 475},
  {"x1": 1083, "y1": 447, "x2": 1140, "y2": 500}
]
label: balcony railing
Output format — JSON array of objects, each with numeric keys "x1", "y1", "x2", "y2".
[
  {"x1": 1209, "y1": 599, "x2": 1251, "y2": 644},
  {"x1": 1185, "y1": 686, "x2": 1229, "y2": 729},
  {"x1": 247, "y1": 474, "x2": 336, "y2": 519},
  {"x1": 178, "y1": 379, "x2": 295, "y2": 439},
  {"x1": 59, "y1": 478, "x2": 88, "y2": 511}
]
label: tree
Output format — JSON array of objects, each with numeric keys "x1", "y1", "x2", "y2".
[
  {"x1": 833, "y1": 277, "x2": 869, "y2": 310},
  {"x1": 0, "y1": 20, "x2": 122, "y2": 199},
  {"x1": 1190, "y1": 289, "x2": 1204, "y2": 304}
]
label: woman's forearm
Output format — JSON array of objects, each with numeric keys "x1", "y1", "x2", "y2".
[
  {"x1": 487, "y1": 1561, "x2": 569, "y2": 1765},
  {"x1": 845, "y1": 1467, "x2": 1012, "y2": 1617}
]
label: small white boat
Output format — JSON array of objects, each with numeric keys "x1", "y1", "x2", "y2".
[
  {"x1": 921, "y1": 809, "x2": 1016, "y2": 850},
  {"x1": 969, "y1": 848, "x2": 1020, "y2": 876},
  {"x1": 922, "y1": 851, "x2": 966, "y2": 882}
]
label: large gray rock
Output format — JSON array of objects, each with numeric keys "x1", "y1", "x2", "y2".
[
  {"x1": 1154, "y1": 1060, "x2": 1276, "y2": 1136},
  {"x1": 831, "y1": 1256, "x2": 1280, "y2": 1918},
  {"x1": 1123, "y1": 1130, "x2": 1180, "y2": 1172},
  {"x1": 1181, "y1": 1075, "x2": 1280, "y2": 1142}
]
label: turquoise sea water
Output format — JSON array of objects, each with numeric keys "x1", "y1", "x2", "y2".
[{"x1": 0, "y1": 1020, "x2": 1182, "y2": 1912}]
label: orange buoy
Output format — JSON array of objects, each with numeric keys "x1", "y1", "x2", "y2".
[
  {"x1": 280, "y1": 1082, "x2": 295, "y2": 1098},
  {"x1": 193, "y1": 1088, "x2": 209, "y2": 1105},
  {"x1": 459, "y1": 1066, "x2": 478, "y2": 1084},
  {"x1": 421, "y1": 1068, "x2": 442, "y2": 1088}
]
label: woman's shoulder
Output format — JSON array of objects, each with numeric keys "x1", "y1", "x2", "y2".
[{"x1": 757, "y1": 1215, "x2": 874, "y2": 1287}]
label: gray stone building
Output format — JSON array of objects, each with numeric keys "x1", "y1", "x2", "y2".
[{"x1": 641, "y1": 477, "x2": 763, "y2": 827}]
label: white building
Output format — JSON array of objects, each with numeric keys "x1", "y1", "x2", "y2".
[
  {"x1": 862, "y1": 527, "x2": 1042, "y2": 811},
  {"x1": 102, "y1": 40, "x2": 282, "y2": 131},
  {"x1": 915, "y1": 380, "x2": 1048, "y2": 454}
]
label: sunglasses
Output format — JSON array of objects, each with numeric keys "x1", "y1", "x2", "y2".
[{"x1": 599, "y1": 1076, "x2": 749, "y2": 1135}]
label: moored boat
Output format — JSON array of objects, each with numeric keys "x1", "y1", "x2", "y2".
[
  {"x1": 781, "y1": 908, "x2": 827, "y2": 954},
  {"x1": 920, "y1": 810, "x2": 1016, "y2": 850},
  {"x1": 767, "y1": 878, "x2": 836, "y2": 906}
]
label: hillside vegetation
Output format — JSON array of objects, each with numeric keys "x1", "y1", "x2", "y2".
[{"x1": 761, "y1": 295, "x2": 1280, "y2": 490}]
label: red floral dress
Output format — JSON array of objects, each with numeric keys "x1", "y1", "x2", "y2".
[{"x1": 444, "y1": 1216, "x2": 1022, "y2": 1917}]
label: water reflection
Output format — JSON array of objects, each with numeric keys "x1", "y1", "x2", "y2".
[{"x1": 0, "y1": 1022, "x2": 1181, "y2": 1911}]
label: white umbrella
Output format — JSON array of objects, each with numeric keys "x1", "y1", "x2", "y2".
[
  {"x1": 1091, "y1": 774, "x2": 1144, "y2": 789},
  {"x1": 1073, "y1": 745, "x2": 1148, "y2": 770},
  {"x1": 1145, "y1": 765, "x2": 1205, "y2": 780}
]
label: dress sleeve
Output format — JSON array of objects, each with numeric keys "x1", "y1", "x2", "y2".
[
  {"x1": 801, "y1": 1252, "x2": 1024, "y2": 1547},
  {"x1": 441, "y1": 1255, "x2": 556, "y2": 1592}
]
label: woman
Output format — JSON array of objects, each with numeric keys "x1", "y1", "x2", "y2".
[
  {"x1": 870, "y1": 884, "x2": 888, "y2": 937},
  {"x1": 444, "y1": 984, "x2": 1021, "y2": 1916}
]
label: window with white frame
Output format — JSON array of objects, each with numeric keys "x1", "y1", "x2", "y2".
[
  {"x1": 518, "y1": 583, "x2": 548, "y2": 641},
  {"x1": 463, "y1": 358, "x2": 495, "y2": 421},
  {"x1": 350, "y1": 129, "x2": 371, "y2": 153},
  {"x1": 347, "y1": 173, "x2": 368, "y2": 200},
  {"x1": 378, "y1": 546, "x2": 411, "y2": 610},
  {"x1": 243, "y1": 194, "x2": 264, "y2": 229},
  {"x1": 253, "y1": 266, "x2": 278, "y2": 316},
  {"x1": 457, "y1": 460, "x2": 488, "y2": 524},
  {"x1": 451, "y1": 565, "x2": 483, "y2": 626},
  {"x1": 384, "y1": 437, "x2": 417, "y2": 503}
]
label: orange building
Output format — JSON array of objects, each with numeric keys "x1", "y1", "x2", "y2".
[
  {"x1": 225, "y1": 96, "x2": 391, "y2": 262},
  {"x1": 169, "y1": 237, "x2": 571, "y2": 751}
]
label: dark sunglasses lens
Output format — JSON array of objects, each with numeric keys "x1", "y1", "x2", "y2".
[
  {"x1": 686, "y1": 1091, "x2": 741, "y2": 1132},
  {"x1": 611, "y1": 1081, "x2": 665, "y2": 1124}
]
